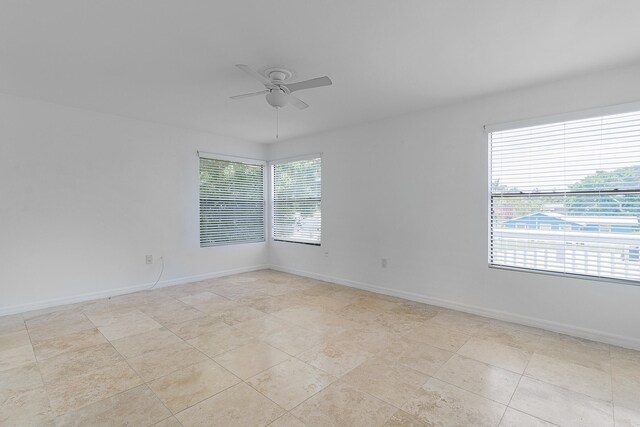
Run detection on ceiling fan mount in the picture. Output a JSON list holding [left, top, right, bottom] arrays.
[[230, 64, 332, 110], [263, 67, 292, 83]]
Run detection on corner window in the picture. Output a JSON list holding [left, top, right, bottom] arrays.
[[272, 157, 321, 245], [489, 109, 640, 283], [199, 155, 265, 247]]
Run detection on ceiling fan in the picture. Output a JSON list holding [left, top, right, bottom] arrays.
[[230, 64, 332, 110]]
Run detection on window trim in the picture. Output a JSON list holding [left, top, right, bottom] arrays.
[[269, 152, 323, 165], [484, 100, 640, 134], [197, 151, 267, 247], [198, 151, 266, 166], [485, 103, 640, 286]]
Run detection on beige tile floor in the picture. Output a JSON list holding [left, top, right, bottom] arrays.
[[1, 269, 639, 426]]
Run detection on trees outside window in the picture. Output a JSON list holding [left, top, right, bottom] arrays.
[[199, 157, 265, 246], [272, 158, 321, 245]]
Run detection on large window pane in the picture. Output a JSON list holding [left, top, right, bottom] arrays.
[[200, 157, 264, 246], [272, 158, 321, 244], [490, 110, 640, 283]]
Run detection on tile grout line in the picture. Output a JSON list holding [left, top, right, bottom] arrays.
[[56, 289, 232, 423], [28, 312, 112, 421], [503, 347, 565, 427], [609, 344, 616, 426], [7, 275, 305, 425], [246, 354, 342, 414], [50, 300, 196, 423], [455, 335, 536, 375], [519, 371, 615, 404], [100, 329, 177, 425], [243, 293, 477, 421], [175, 281, 313, 421], [422, 373, 512, 409], [498, 364, 527, 425], [48, 328, 161, 423], [133, 287, 226, 424], [21, 316, 56, 424], [182, 278, 397, 422], [143, 316, 274, 420]]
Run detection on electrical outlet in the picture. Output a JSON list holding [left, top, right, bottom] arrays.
[[381, 258, 388, 268], [146, 255, 153, 264], [324, 250, 329, 258]]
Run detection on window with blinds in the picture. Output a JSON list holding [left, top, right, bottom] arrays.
[[272, 157, 321, 245], [199, 156, 265, 247], [489, 109, 640, 283]]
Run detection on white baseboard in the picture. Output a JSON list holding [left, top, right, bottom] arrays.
[[0, 264, 269, 317], [4, 261, 639, 351], [270, 264, 640, 351]]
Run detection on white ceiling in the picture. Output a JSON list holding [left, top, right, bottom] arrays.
[[1, 1, 640, 143]]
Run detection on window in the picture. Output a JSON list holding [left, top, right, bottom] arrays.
[[199, 155, 265, 246], [489, 108, 640, 283], [272, 157, 321, 244]]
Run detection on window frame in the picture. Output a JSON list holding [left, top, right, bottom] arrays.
[[486, 103, 640, 286], [198, 152, 267, 247], [270, 153, 322, 246]]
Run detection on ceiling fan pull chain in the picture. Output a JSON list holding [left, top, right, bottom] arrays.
[[276, 107, 279, 139]]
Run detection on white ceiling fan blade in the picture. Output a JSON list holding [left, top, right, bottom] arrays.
[[288, 95, 309, 110], [284, 76, 332, 93], [236, 64, 271, 86], [230, 90, 268, 100]]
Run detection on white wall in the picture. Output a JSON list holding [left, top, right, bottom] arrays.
[[3, 63, 640, 349], [0, 94, 268, 314], [268, 62, 640, 349]]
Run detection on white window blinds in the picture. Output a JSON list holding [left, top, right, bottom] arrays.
[[199, 156, 265, 247], [489, 109, 640, 283], [272, 157, 321, 244]]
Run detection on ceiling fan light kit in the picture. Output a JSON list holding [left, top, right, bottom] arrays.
[[265, 88, 289, 108]]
